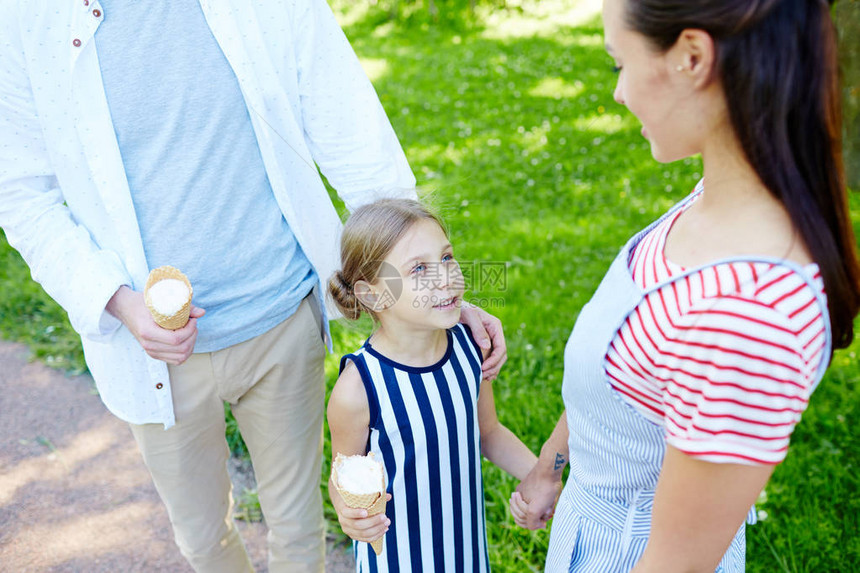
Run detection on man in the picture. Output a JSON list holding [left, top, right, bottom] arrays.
[[0, 1, 505, 571]]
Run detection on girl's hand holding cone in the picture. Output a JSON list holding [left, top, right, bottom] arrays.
[[330, 453, 390, 554], [329, 485, 391, 549]]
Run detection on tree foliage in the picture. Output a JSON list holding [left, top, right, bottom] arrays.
[[836, 0, 859, 188], [344, 0, 525, 27]]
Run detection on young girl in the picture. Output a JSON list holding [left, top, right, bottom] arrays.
[[327, 199, 536, 571], [511, 0, 860, 571]]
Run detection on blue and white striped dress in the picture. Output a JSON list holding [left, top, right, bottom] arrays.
[[340, 324, 491, 572]]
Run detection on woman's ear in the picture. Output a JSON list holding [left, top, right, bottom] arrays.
[[673, 29, 717, 89], [354, 280, 387, 312]]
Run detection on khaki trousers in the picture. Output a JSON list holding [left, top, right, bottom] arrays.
[[130, 295, 326, 573]]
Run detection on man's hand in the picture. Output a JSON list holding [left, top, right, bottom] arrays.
[[106, 286, 205, 365], [459, 302, 507, 380]]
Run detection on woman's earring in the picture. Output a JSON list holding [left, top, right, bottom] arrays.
[[676, 65, 684, 72]]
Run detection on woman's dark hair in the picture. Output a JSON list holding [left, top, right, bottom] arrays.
[[624, 0, 860, 351]]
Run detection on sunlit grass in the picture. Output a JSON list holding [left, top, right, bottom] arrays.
[[478, 0, 602, 40], [357, 57, 389, 82]]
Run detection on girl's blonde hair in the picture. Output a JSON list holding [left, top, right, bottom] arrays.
[[329, 198, 446, 321]]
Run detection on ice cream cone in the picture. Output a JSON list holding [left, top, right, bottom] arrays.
[[332, 453, 387, 556], [144, 266, 193, 330]]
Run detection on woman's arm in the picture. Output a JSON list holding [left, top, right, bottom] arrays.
[[509, 411, 569, 530], [477, 377, 538, 480], [631, 287, 813, 569], [632, 446, 774, 572], [327, 362, 390, 544]]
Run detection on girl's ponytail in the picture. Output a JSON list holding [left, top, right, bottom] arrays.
[[328, 270, 363, 320]]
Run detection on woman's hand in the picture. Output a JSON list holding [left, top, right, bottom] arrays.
[[106, 286, 204, 365], [510, 412, 569, 529], [459, 302, 507, 380], [330, 486, 391, 543], [510, 470, 563, 530]]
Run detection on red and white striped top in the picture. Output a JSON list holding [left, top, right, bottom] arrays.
[[605, 190, 827, 465]]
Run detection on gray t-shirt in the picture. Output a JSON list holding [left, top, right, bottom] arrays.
[[95, 0, 315, 352]]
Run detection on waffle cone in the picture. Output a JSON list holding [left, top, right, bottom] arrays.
[[332, 454, 387, 556], [144, 266, 193, 330]]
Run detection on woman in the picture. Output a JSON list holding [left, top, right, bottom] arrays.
[[510, 0, 860, 571]]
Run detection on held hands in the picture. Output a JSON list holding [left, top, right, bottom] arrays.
[[330, 484, 391, 544], [459, 302, 507, 381], [106, 286, 205, 365], [509, 468, 563, 530]]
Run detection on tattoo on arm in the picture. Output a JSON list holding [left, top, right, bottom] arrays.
[[553, 453, 567, 471]]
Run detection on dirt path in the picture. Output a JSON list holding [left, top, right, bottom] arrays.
[[0, 340, 353, 572]]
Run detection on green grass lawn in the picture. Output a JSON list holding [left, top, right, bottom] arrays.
[[1, 2, 858, 570]]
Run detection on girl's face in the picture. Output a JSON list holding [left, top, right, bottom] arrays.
[[375, 218, 464, 332], [603, 0, 702, 162]]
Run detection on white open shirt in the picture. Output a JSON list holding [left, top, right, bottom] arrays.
[[0, 0, 416, 427]]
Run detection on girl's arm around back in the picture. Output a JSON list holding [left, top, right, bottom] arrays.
[[477, 375, 538, 481], [327, 362, 390, 544]]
